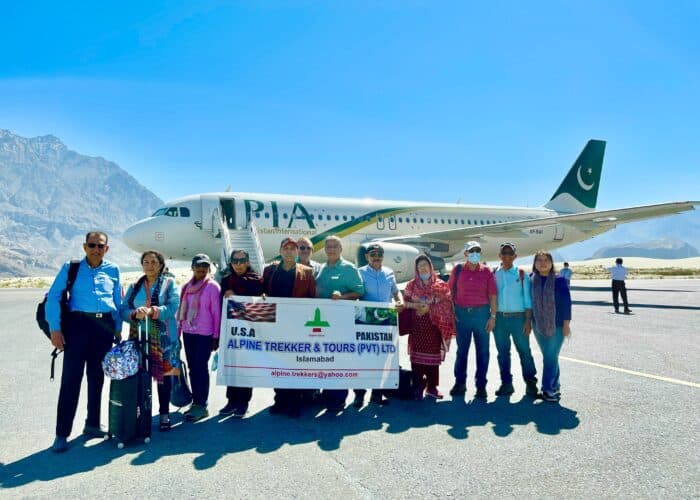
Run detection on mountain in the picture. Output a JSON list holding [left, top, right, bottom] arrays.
[[0, 129, 162, 277], [590, 238, 699, 259]]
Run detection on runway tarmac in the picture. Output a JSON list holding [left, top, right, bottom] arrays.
[[0, 279, 698, 499]]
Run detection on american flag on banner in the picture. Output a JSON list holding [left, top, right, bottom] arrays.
[[227, 300, 277, 322]]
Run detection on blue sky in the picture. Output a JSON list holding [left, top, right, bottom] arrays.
[[1, 1, 698, 210]]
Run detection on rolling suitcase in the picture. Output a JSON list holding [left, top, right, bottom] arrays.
[[108, 318, 152, 448]]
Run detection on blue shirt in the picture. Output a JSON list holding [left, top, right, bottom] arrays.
[[359, 265, 399, 302], [494, 266, 532, 313], [46, 258, 122, 331], [559, 268, 572, 282], [315, 258, 365, 299]]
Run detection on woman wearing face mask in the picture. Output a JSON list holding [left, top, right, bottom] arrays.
[[401, 255, 456, 400], [530, 251, 571, 402]]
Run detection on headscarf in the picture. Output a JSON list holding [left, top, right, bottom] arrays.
[[403, 255, 456, 342], [532, 271, 556, 336]]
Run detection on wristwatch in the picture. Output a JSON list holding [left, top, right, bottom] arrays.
[[490, 313, 497, 319]]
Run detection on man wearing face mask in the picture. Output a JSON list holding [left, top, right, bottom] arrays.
[[447, 241, 497, 399]]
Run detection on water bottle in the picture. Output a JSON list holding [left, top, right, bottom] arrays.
[[211, 352, 219, 372]]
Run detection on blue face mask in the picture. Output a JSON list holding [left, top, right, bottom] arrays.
[[467, 252, 481, 264], [419, 272, 431, 280]]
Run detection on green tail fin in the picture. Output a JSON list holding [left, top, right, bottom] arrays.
[[545, 140, 606, 213]]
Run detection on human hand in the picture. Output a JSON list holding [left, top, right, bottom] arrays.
[[485, 317, 496, 332], [416, 303, 429, 316], [562, 324, 571, 337], [211, 337, 220, 352], [523, 319, 532, 335], [51, 330, 65, 350], [331, 291, 342, 300], [224, 290, 234, 298]]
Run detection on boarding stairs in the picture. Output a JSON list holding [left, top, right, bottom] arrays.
[[217, 215, 266, 275]]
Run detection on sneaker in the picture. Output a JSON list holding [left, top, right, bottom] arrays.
[[159, 415, 171, 432], [82, 424, 108, 438], [624, 309, 632, 314], [425, 388, 444, 400], [51, 436, 68, 453], [449, 383, 466, 396], [542, 390, 559, 402], [219, 401, 237, 416], [232, 405, 248, 418], [352, 394, 365, 408], [475, 387, 488, 399], [495, 383, 515, 396], [525, 380, 539, 397], [186, 404, 209, 421]]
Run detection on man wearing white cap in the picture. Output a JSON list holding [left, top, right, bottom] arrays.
[[447, 241, 497, 399]]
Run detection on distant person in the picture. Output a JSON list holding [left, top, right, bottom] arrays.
[[492, 243, 538, 398], [316, 235, 365, 411], [355, 243, 403, 407], [177, 254, 221, 422], [262, 238, 316, 417], [447, 241, 497, 399], [46, 231, 121, 453], [220, 249, 263, 418], [120, 250, 181, 432], [401, 254, 456, 400], [531, 251, 572, 402], [607, 257, 631, 314], [297, 236, 322, 278], [559, 262, 573, 286]]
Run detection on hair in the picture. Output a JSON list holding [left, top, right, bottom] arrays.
[[532, 250, 556, 276], [324, 235, 342, 248], [563, 262, 569, 266], [298, 236, 313, 246], [616, 257, 623, 264], [85, 231, 109, 243], [140, 250, 166, 274]]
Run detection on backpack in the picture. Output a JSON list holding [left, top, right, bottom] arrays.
[[36, 259, 81, 380]]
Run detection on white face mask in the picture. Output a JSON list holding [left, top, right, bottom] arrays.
[[467, 252, 481, 264]]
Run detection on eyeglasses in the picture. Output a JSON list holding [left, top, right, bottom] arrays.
[[194, 263, 210, 268], [231, 258, 248, 264], [468, 248, 481, 253], [87, 243, 106, 249], [298, 246, 312, 251], [368, 252, 384, 257]]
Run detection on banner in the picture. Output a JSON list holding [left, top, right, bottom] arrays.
[[216, 296, 399, 389]]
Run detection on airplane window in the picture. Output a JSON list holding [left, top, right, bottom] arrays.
[[327, 215, 331, 221], [460, 219, 465, 225], [447, 219, 452, 225], [351, 215, 355, 220], [420, 218, 424, 223], [165, 207, 178, 217], [264, 212, 270, 219], [283, 213, 289, 219], [413, 218, 417, 223], [179, 207, 190, 217], [389, 216, 394, 222], [427, 218, 432, 223], [152, 208, 167, 217], [343, 215, 348, 221], [334, 215, 339, 221], [255, 212, 261, 218], [441, 218, 445, 224]]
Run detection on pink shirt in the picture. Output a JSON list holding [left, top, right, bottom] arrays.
[[448, 263, 497, 308], [177, 280, 222, 338]]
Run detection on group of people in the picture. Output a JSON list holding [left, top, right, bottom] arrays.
[[45, 231, 573, 453]]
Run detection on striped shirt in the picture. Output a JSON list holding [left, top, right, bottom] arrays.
[[448, 263, 497, 308]]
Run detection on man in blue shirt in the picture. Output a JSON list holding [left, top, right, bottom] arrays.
[[492, 242, 538, 397], [355, 243, 403, 407], [46, 231, 121, 452]]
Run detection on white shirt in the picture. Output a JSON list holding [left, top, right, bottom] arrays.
[[608, 264, 628, 281]]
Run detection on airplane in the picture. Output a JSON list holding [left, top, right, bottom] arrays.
[[123, 140, 698, 282]]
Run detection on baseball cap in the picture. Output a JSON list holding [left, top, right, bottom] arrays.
[[280, 237, 298, 248], [464, 241, 481, 252], [365, 243, 384, 253], [192, 253, 212, 266], [500, 242, 516, 252]]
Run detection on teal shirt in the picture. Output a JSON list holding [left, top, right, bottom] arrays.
[[494, 265, 532, 313], [315, 258, 365, 299]]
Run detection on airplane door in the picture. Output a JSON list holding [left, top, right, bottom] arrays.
[[376, 216, 385, 230], [201, 195, 221, 235], [388, 216, 397, 230], [554, 224, 565, 241]]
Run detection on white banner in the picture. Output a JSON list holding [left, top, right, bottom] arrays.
[[216, 296, 399, 389]]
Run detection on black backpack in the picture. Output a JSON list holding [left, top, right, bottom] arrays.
[[36, 260, 81, 380]]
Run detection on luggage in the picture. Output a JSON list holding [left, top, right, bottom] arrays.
[[108, 318, 152, 448]]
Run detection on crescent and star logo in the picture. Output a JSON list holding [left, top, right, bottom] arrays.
[[576, 165, 595, 191]]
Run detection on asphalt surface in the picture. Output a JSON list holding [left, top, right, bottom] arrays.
[[0, 279, 698, 499]]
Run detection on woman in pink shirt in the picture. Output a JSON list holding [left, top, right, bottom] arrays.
[[177, 254, 221, 422]]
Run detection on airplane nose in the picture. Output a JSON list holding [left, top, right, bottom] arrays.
[[122, 221, 145, 252]]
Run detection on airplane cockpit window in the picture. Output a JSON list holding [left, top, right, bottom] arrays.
[[152, 208, 168, 217], [165, 207, 178, 217], [179, 207, 190, 217]]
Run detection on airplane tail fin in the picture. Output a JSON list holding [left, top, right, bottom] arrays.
[[544, 139, 606, 213]]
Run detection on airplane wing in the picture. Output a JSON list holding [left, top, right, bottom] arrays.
[[377, 201, 698, 245]]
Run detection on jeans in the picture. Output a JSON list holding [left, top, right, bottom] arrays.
[[453, 305, 490, 389], [183, 333, 213, 406], [493, 314, 537, 385], [56, 313, 115, 437], [534, 327, 565, 393]]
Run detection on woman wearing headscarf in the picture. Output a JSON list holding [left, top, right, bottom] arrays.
[[530, 250, 572, 402], [177, 253, 221, 421], [400, 254, 456, 400], [120, 250, 181, 431], [219, 249, 263, 418]]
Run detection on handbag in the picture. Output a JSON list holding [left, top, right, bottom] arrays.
[[170, 360, 193, 408], [102, 340, 140, 380]]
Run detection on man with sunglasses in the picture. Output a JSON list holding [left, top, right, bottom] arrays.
[[448, 241, 497, 399], [492, 242, 538, 398], [46, 231, 122, 452], [297, 236, 321, 278], [355, 243, 403, 407]]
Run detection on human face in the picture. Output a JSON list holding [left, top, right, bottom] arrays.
[[192, 263, 210, 281], [366, 249, 384, 270], [416, 260, 431, 277], [324, 240, 342, 263], [141, 253, 161, 279], [280, 243, 298, 265], [83, 234, 108, 266], [499, 247, 516, 268], [534, 253, 553, 276], [230, 252, 249, 276]]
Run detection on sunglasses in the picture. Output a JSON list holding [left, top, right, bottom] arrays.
[[86, 243, 106, 249], [298, 246, 312, 251], [368, 252, 384, 257], [231, 258, 248, 264], [468, 248, 481, 253], [500, 251, 515, 256]]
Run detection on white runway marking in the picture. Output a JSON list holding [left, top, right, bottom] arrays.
[[560, 356, 700, 388]]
